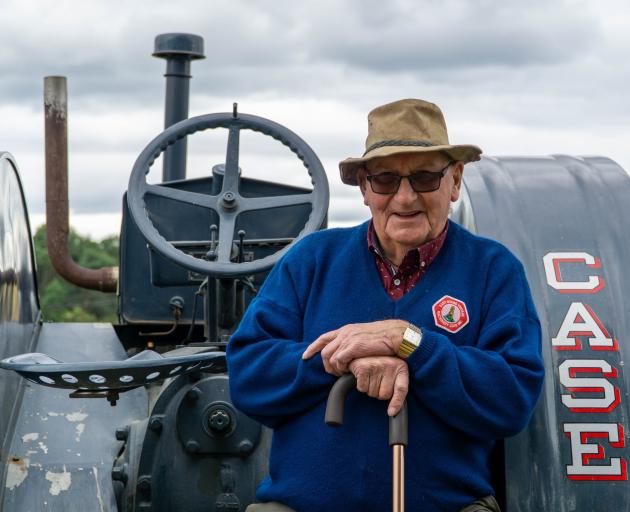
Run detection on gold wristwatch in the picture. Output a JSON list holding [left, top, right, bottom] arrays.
[[397, 323, 423, 359]]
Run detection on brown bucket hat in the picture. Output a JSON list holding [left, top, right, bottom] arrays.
[[339, 99, 482, 186]]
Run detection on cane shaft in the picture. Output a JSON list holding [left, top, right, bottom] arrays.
[[393, 444, 404, 512]]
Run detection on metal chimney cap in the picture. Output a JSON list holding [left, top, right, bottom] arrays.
[[153, 33, 205, 60]]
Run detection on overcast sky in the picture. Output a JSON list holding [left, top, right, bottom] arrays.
[[1, 0, 629, 239]]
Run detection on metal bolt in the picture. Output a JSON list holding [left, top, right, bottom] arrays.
[[115, 427, 129, 441], [137, 476, 151, 493], [185, 439, 200, 453], [185, 387, 202, 402], [239, 439, 254, 453], [111, 465, 128, 484], [221, 192, 237, 210], [208, 409, 231, 433], [169, 295, 184, 312], [149, 416, 163, 433]]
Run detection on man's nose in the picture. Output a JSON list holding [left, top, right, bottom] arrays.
[[394, 176, 418, 202]]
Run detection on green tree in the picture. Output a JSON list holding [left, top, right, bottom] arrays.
[[33, 225, 119, 322]]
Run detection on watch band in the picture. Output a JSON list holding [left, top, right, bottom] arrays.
[[397, 323, 423, 359]]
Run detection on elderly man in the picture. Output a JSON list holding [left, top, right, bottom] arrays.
[[227, 99, 544, 512]]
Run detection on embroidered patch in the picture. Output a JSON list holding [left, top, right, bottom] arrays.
[[432, 295, 469, 333]]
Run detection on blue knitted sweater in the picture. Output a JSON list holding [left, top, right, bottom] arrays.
[[227, 221, 544, 512]]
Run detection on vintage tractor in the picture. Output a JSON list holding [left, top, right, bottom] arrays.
[[1, 33, 629, 512]]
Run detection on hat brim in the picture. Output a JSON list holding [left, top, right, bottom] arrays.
[[339, 144, 482, 186]]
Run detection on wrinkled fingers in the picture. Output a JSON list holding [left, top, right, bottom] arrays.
[[302, 328, 340, 359], [387, 370, 409, 417]]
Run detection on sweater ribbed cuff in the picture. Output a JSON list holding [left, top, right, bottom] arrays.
[[405, 328, 438, 372]]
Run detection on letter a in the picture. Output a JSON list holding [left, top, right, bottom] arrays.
[[552, 303, 616, 350]]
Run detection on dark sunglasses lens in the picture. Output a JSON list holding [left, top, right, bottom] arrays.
[[368, 170, 444, 194], [370, 174, 400, 193], [409, 172, 441, 192]]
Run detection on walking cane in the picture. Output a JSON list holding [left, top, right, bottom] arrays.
[[325, 374, 408, 512]]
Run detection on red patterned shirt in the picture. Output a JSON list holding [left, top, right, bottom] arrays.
[[368, 221, 449, 301]]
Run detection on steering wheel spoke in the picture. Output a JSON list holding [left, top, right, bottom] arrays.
[[216, 213, 238, 263], [145, 183, 219, 211], [222, 124, 241, 194], [240, 192, 314, 213]]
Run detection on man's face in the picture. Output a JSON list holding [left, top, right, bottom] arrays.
[[359, 152, 463, 259]]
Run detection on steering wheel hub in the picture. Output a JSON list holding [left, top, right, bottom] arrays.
[[220, 191, 237, 210]]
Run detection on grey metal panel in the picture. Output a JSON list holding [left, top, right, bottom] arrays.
[[119, 175, 316, 324], [0, 153, 40, 507], [464, 155, 630, 512], [2, 323, 147, 511]]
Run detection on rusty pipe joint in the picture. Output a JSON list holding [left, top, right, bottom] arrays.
[[44, 76, 118, 292]]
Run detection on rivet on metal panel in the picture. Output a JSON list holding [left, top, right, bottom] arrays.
[[137, 475, 152, 494], [185, 439, 201, 453], [238, 439, 253, 453], [111, 464, 128, 484], [115, 426, 130, 441], [185, 387, 202, 402], [149, 416, 163, 433]]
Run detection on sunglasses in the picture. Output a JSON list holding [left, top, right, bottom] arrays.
[[365, 161, 455, 194]]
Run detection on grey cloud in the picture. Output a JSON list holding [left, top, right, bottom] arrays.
[[0, 0, 606, 107], [1, 0, 307, 105], [5, 0, 630, 224], [297, 0, 601, 71]]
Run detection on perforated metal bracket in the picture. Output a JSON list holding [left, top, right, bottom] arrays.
[[0, 349, 226, 404]]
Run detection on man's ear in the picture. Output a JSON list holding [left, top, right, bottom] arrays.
[[450, 161, 464, 202]]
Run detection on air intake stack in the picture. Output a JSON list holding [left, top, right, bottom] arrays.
[[153, 33, 205, 182]]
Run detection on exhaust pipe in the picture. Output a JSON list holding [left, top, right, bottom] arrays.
[[44, 76, 118, 292], [153, 33, 205, 182]]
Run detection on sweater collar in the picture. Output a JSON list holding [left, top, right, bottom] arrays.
[[367, 220, 449, 274]]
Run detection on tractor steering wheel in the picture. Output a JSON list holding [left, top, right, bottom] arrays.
[[127, 111, 329, 277]]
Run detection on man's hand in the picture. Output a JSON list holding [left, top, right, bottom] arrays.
[[349, 356, 409, 416], [302, 320, 408, 375]]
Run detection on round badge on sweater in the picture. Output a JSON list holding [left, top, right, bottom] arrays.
[[432, 295, 469, 333]]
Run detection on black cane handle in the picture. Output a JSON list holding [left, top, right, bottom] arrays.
[[325, 374, 408, 447], [325, 374, 357, 426], [389, 402, 408, 447]]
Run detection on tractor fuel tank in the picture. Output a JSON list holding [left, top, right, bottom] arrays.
[[0, 153, 39, 508], [463, 155, 630, 512]]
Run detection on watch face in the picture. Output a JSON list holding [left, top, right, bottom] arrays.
[[404, 327, 421, 346]]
